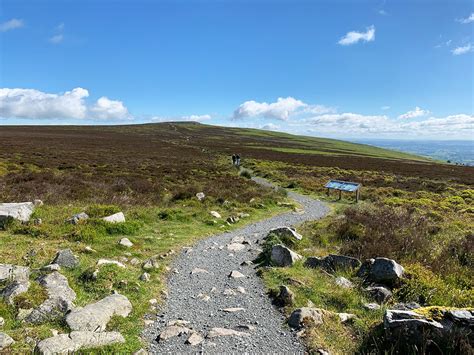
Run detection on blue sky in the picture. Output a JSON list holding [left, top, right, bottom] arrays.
[[1, 0, 473, 139]]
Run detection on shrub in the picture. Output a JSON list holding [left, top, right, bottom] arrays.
[[86, 204, 121, 218], [239, 169, 252, 179]]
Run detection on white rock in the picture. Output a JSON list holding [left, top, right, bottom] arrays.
[[102, 212, 125, 223], [0, 332, 14, 350], [236, 286, 246, 294], [270, 244, 302, 267], [228, 270, 245, 278], [140, 273, 150, 282], [119, 237, 133, 248], [210, 211, 221, 219], [222, 307, 245, 313], [97, 259, 126, 268], [66, 294, 132, 332], [159, 325, 191, 341], [191, 268, 209, 275], [0, 317, 4, 327], [207, 328, 250, 338], [186, 332, 204, 346], [35, 331, 124, 354], [196, 192, 205, 201], [227, 243, 246, 252], [0, 202, 35, 222]]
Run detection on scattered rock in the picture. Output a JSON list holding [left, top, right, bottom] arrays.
[[227, 243, 246, 252], [288, 308, 325, 329], [226, 216, 239, 224], [237, 324, 255, 331], [228, 270, 245, 278], [270, 244, 302, 267], [186, 332, 204, 346], [196, 192, 205, 201], [274, 285, 295, 307], [207, 328, 250, 338], [52, 249, 79, 269], [236, 286, 246, 294], [102, 212, 125, 223], [142, 257, 159, 270], [33, 218, 42, 225], [140, 272, 151, 282], [357, 257, 404, 287], [222, 307, 245, 313], [0, 332, 14, 350], [66, 294, 132, 332], [26, 271, 76, 324], [0, 264, 30, 283], [240, 260, 253, 266], [41, 264, 61, 272], [168, 319, 190, 327], [16, 308, 33, 321], [237, 212, 250, 218], [36, 331, 125, 354], [34, 199, 44, 207], [119, 237, 133, 247], [0, 317, 4, 327], [1, 280, 30, 305], [366, 286, 392, 304], [97, 259, 126, 268], [84, 246, 96, 253], [335, 276, 354, 289], [210, 211, 221, 219], [67, 212, 89, 225], [223, 288, 237, 296], [338, 313, 356, 323], [304, 254, 361, 273], [159, 325, 191, 341], [191, 268, 209, 275], [268, 226, 303, 241], [0, 202, 35, 223], [134, 349, 149, 355], [392, 302, 421, 311], [363, 303, 381, 311]]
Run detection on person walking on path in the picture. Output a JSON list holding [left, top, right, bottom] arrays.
[[231, 154, 236, 166]]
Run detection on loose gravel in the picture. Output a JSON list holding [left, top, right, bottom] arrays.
[[144, 177, 329, 354]]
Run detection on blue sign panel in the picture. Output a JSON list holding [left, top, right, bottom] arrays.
[[325, 180, 360, 192]]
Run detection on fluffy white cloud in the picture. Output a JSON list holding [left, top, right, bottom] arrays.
[[307, 113, 393, 133], [261, 123, 280, 131], [457, 13, 474, 24], [233, 97, 306, 120], [338, 25, 375, 46], [89, 97, 130, 120], [398, 107, 430, 119], [0, 87, 131, 120], [401, 114, 474, 134], [0, 18, 24, 32], [233, 97, 333, 120], [452, 44, 473, 55]]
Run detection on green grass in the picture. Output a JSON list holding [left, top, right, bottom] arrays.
[[0, 198, 290, 353]]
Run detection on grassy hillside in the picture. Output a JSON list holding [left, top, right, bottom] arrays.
[[0, 122, 472, 353]]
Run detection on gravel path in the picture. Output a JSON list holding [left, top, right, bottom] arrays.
[[145, 177, 329, 354]]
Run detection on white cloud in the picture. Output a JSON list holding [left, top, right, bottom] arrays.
[[0, 87, 131, 120], [49, 34, 64, 44], [338, 25, 375, 46], [261, 123, 280, 131], [452, 44, 473, 55], [0, 18, 24, 32], [401, 114, 474, 135], [181, 114, 212, 122], [398, 107, 430, 119], [233, 97, 306, 120], [457, 13, 474, 24], [89, 97, 130, 120], [378, 10, 388, 16], [381, 106, 391, 110], [307, 113, 392, 133]]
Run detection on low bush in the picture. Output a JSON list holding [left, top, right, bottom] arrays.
[[86, 204, 121, 218], [239, 169, 252, 179]]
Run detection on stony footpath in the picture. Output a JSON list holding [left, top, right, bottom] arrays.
[[144, 177, 330, 353]]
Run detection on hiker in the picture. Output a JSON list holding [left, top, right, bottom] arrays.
[[236, 154, 241, 166], [231, 154, 236, 166]]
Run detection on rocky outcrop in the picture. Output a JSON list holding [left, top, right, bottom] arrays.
[[66, 294, 132, 332], [52, 249, 79, 269], [36, 331, 125, 354], [268, 227, 303, 241], [271, 244, 302, 267], [26, 271, 76, 324], [384, 308, 474, 351], [357, 257, 404, 286], [304, 254, 361, 273], [103, 212, 125, 223], [0, 202, 35, 223]]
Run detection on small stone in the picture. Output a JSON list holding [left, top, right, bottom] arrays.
[[222, 307, 245, 313], [186, 332, 204, 346], [237, 324, 255, 331], [134, 349, 149, 355], [207, 328, 250, 338], [140, 273, 150, 282], [227, 243, 246, 252], [34, 199, 44, 207], [36, 331, 125, 354], [196, 192, 205, 201], [236, 286, 246, 294], [229, 270, 245, 278], [102, 212, 125, 223], [363, 303, 381, 310], [84, 246, 96, 253], [159, 325, 191, 341], [366, 286, 392, 304], [335, 276, 354, 289], [149, 298, 158, 305], [67, 212, 89, 225], [223, 288, 237, 296], [130, 258, 140, 266], [338, 313, 356, 323], [240, 260, 254, 266], [210, 211, 221, 219], [288, 308, 325, 329], [0, 318, 3, 327], [41, 264, 61, 272], [268, 226, 303, 241], [167, 320, 190, 326], [52, 249, 79, 268], [97, 259, 126, 268], [16, 308, 33, 321], [191, 268, 209, 275], [0, 332, 15, 350], [119, 238, 133, 248]]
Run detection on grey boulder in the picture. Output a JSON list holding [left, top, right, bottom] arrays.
[[304, 254, 361, 273], [67, 212, 89, 225], [268, 226, 303, 241], [288, 307, 325, 329], [366, 286, 392, 304], [66, 294, 132, 332], [52, 249, 79, 268], [357, 257, 404, 286], [102, 212, 125, 223], [36, 331, 124, 354], [270, 244, 302, 267], [0, 264, 31, 304], [0, 202, 35, 222], [0, 332, 15, 350]]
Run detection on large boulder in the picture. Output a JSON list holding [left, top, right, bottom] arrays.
[[357, 258, 404, 286], [36, 331, 124, 354], [0, 202, 35, 223], [52, 249, 79, 269], [304, 254, 361, 273], [66, 294, 132, 332], [26, 272, 76, 324], [268, 227, 303, 241], [271, 244, 302, 267]]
